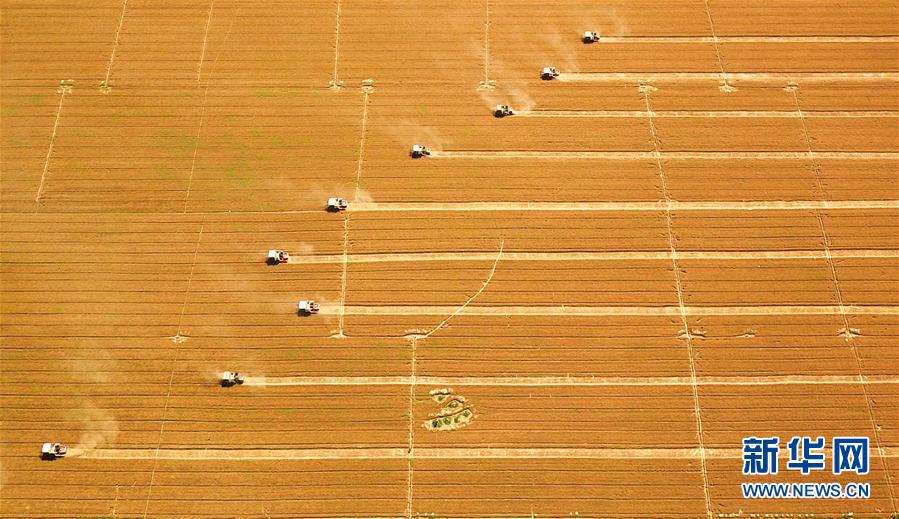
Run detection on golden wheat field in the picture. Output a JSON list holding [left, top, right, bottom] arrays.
[[1, 1, 898, 517]]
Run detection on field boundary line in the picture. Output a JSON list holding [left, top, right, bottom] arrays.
[[792, 85, 897, 513], [642, 83, 712, 518], [197, 0, 215, 82], [419, 238, 504, 339], [404, 337, 416, 519], [143, 221, 204, 516], [336, 217, 349, 338], [478, 0, 493, 90], [183, 7, 237, 213], [329, 0, 342, 89], [101, 0, 129, 92], [702, 0, 733, 92], [33, 86, 68, 209], [337, 87, 374, 338], [182, 89, 208, 213]]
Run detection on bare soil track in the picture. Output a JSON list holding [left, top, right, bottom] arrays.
[[2, 0, 898, 517]]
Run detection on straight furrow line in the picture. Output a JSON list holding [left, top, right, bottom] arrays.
[[792, 86, 898, 514], [641, 84, 712, 518], [285, 249, 899, 265]]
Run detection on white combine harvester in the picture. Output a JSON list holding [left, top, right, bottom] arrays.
[[583, 31, 600, 43], [298, 300, 320, 315], [41, 442, 67, 460], [326, 197, 348, 212], [267, 249, 289, 265], [220, 371, 245, 387], [493, 105, 514, 118], [541, 67, 560, 80], [409, 144, 431, 158]]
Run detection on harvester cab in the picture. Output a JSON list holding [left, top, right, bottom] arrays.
[[41, 442, 67, 460], [221, 371, 245, 387], [298, 300, 320, 315], [327, 198, 348, 212], [494, 105, 514, 118], [410, 144, 431, 158], [267, 249, 289, 265]]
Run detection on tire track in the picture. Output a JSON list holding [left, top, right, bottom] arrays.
[[280, 249, 899, 265], [520, 110, 898, 118], [350, 200, 899, 212], [241, 374, 899, 388], [328, 305, 899, 316], [594, 36, 899, 43], [557, 72, 899, 83], [76, 446, 899, 461], [429, 151, 898, 160]]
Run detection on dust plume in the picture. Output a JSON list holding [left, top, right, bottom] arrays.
[[69, 350, 120, 451], [76, 406, 119, 451]]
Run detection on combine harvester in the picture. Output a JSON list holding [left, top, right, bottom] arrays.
[[541, 67, 560, 80], [40, 442, 67, 460], [494, 105, 514, 118], [298, 300, 320, 315], [583, 31, 600, 43], [267, 249, 289, 265], [326, 197, 348, 212], [410, 144, 431, 158], [220, 371, 245, 387]]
